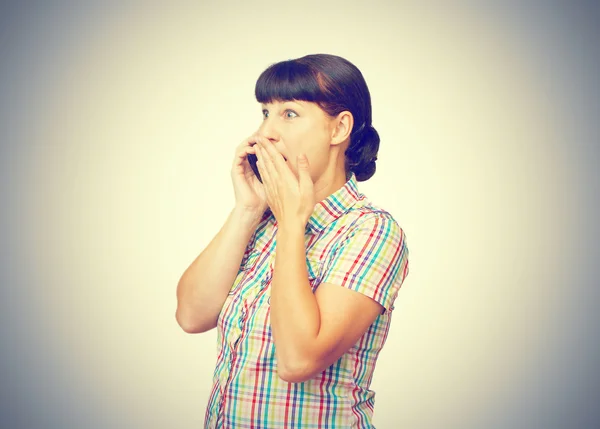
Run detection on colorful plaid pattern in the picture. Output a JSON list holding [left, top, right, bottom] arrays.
[[205, 172, 409, 428]]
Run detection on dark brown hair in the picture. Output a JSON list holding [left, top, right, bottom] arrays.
[[255, 54, 379, 181]]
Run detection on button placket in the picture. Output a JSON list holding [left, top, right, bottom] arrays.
[[242, 260, 273, 314]]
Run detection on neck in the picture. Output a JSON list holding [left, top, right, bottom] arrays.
[[313, 165, 348, 204]]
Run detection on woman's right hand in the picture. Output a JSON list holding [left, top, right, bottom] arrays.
[[231, 134, 268, 217]]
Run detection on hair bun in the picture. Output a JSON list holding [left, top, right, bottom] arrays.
[[355, 159, 377, 181], [362, 125, 377, 141], [346, 124, 380, 182]]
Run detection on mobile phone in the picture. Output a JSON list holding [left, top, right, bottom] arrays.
[[247, 153, 262, 183]]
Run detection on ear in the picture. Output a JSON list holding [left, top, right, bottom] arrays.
[[330, 111, 353, 146]]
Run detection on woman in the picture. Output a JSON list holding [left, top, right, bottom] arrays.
[[176, 53, 409, 428]]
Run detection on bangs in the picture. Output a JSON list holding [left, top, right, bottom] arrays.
[[255, 60, 327, 104]]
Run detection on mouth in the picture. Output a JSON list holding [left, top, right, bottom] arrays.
[[251, 142, 288, 162]]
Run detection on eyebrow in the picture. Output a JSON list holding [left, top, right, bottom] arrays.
[[284, 100, 303, 108]]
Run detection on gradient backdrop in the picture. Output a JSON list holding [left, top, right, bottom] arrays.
[[1, 1, 599, 428]]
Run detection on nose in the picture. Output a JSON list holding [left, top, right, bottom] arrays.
[[257, 117, 280, 143]]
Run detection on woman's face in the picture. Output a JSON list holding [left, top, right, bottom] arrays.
[[257, 100, 336, 181]]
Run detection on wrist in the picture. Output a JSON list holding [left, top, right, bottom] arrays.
[[231, 206, 265, 229], [276, 219, 306, 237]]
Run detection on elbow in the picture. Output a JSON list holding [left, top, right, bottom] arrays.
[[175, 308, 215, 334], [277, 358, 319, 383]]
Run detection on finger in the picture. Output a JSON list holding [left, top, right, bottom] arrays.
[[255, 146, 273, 189], [255, 142, 272, 178], [297, 153, 313, 189], [256, 137, 298, 185], [256, 139, 277, 180], [233, 138, 259, 167], [234, 137, 253, 158], [235, 134, 258, 151], [235, 144, 255, 162], [257, 136, 287, 169]]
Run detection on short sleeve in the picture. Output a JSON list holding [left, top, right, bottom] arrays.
[[320, 214, 409, 312]]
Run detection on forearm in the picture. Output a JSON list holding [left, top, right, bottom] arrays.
[[176, 207, 262, 333], [270, 224, 321, 377]]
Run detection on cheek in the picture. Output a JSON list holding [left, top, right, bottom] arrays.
[[302, 147, 329, 178], [283, 127, 329, 169]]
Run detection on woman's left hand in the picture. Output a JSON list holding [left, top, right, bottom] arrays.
[[254, 136, 316, 231]]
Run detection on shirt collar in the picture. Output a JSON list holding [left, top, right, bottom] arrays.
[[305, 172, 361, 234]]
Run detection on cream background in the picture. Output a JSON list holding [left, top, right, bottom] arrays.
[[1, 1, 598, 428]]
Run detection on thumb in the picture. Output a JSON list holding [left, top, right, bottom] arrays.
[[297, 154, 313, 189]]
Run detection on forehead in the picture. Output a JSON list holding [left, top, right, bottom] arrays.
[[262, 99, 303, 107], [261, 100, 323, 114]]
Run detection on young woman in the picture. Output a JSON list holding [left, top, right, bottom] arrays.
[[176, 53, 410, 428]]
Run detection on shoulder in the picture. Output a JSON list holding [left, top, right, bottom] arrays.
[[341, 198, 406, 245], [318, 199, 409, 311]]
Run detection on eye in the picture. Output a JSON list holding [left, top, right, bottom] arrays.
[[284, 109, 298, 119], [262, 109, 269, 120]]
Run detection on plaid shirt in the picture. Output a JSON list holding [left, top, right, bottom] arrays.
[[205, 172, 409, 428]]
